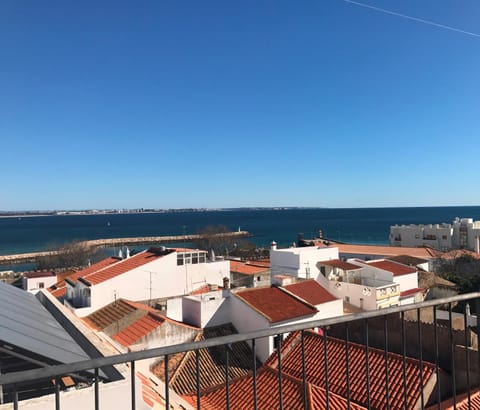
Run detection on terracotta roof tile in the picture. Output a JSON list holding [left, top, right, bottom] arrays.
[[83, 250, 170, 286], [152, 324, 254, 396], [235, 287, 317, 323], [184, 366, 367, 410], [82, 299, 138, 331], [335, 243, 438, 259], [366, 260, 417, 276], [400, 287, 424, 297], [427, 388, 480, 409], [23, 271, 56, 279], [112, 313, 165, 347], [268, 331, 436, 409], [230, 260, 270, 275], [48, 257, 120, 298], [283, 279, 337, 305]]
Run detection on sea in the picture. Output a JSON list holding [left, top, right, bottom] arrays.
[[1, 206, 480, 271]]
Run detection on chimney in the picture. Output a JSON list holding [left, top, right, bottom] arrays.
[[223, 277, 230, 289], [475, 236, 480, 254], [271, 241, 277, 251], [125, 247, 130, 259], [118, 249, 123, 259]]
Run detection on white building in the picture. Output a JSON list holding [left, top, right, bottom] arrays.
[[23, 271, 57, 292], [230, 282, 343, 362], [390, 217, 480, 251], [270, 244, 339, 280], [55, 247, 229, 317], [317, 259, 401, 310], [352, 259, 423, 306]]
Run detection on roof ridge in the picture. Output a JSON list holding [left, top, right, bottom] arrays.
[[169, 334, 203, 385], [276, 285, 319, 311]]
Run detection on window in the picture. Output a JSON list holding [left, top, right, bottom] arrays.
[[38, 282, 44, 289], [199, 254, 206, 263], [257, 276, 261, 281], [192, 254, 199, 264], [177, 255, 184, 266], [320, 266, 326, 276], [442, 235, 447, 240], [344, 296, 350, 303]]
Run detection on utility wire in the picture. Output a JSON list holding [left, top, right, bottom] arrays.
[[344, 0, 480, 38]]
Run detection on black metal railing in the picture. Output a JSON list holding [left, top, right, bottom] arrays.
[[1, 292, 480, 409]]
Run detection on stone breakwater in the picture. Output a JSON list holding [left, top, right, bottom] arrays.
[[0, 231, 251, 265]]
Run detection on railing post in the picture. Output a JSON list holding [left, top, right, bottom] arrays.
[[195, 349, 201, 410], [164, 355, 170, 410], [252, 339, 257, 410], [449, 303, 456, 408], [277, 334, 283, 410], [55, 377, 60, 410], [384, 314, 390, 410], [464, 304, 471, 409], [433, 305, 441, 409], [94, 367, 99, 410], [301, 330, 307, 410], [13, 389, 18, 410], [323, 327, 330, 410], [417, 308, 424, 410], [345, 323, 351, 410], [130, 361, 135, 410], [225, 344, 230, 409], [365, 319, 371, 410], [401, 311, 408, 409]]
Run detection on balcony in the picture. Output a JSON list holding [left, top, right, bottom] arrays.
[[1, 292, 479, 409]]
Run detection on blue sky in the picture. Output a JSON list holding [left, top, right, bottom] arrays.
[[1, 0, 479, 210]]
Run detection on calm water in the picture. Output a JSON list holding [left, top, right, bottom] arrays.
[[1, 206, 480, 257]]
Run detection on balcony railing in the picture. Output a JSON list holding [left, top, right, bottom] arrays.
[[1, 292, 480, 409]]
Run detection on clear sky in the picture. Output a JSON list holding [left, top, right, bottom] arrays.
[[1, 0, 479, 211]]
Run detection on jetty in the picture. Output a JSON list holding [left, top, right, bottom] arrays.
[[0, 231, 251, 265]]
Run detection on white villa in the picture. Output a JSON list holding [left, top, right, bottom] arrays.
[[390, 217, 480, 251], [49, 247, 229, 317]]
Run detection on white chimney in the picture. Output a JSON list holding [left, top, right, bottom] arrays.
[[475, 236, 480, 254], [118, 249, 123, 259], [125, 247, 130, 258], [271, 241, 277, 251]]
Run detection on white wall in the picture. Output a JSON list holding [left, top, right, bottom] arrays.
[[270, 247, 339, 279], [73, 253, 229, 316], [24, 275, 57, 292], [229, 295, 272, 362], [129, 321, 198, 352], [393, 272, 418, 293], [182, 291, 231, 328]]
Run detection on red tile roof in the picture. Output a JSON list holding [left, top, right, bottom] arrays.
[[366, 260, 417, 276], [112, 313, 165, 347], [84, 250, 169, 286], [230, 260, 270, 275], [427, 389, 480, 409], [334, 243, 439, 259], [48, 257, 120, 298], [152, 325, 254, 396], [283, 279, 337, 305], [400, 287, 424, 297], [235, 287, 317, 323], [319, 259, 362, 270], [268, 331, 436, 409], [136, 372, 165, 408], [184, 366, 367, 410], [23, 271, 56, 279]]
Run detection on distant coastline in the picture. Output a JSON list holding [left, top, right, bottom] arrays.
[[0, 207, 320, 218]]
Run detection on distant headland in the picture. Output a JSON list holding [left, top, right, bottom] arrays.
[[0, 206, 320, 218]]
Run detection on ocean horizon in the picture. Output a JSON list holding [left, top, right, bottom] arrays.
[[2, 206, 480, 259]]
